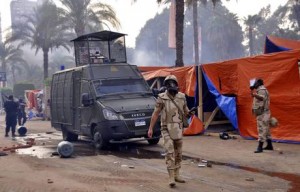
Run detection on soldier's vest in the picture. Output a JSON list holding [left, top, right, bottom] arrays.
[[252, 86, 270, 116], [158, 92, 185, 140]]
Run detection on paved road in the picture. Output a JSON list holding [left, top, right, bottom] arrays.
[[0, 115, 299, 192]]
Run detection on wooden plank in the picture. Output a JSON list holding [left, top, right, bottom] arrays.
[[150, 78, 159, 89], [209, 120, 230, 125], [204, 106, 219, 129]]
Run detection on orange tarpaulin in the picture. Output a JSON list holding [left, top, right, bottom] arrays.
[[184, 115, 204, 135], [202, 50, 300, 142], [267, 35, 300, 50], [141, 66, 197, 97]]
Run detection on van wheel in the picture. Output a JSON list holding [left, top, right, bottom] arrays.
[[147, 137, 160, 145], [93, 127, 108, 150], [62, 127, 78, 142]]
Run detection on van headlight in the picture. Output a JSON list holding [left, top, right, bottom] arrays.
[[103, 108, 119, 120]]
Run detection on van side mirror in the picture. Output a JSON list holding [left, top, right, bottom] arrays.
[[81, 93, 93, 107]]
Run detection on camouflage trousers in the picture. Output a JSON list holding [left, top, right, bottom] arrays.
[[256, 111, 271, 142], [161, 129, 183, 170]]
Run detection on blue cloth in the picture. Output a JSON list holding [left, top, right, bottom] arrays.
[[264, 36, 291, 54], [202, 71, 238, 129]]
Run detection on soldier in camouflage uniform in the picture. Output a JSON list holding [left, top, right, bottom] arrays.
[[251, 78, 273, 153], [148, 75, 191, 187]]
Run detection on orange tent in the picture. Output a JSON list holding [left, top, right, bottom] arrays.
[[266, 35, 300, 50], [202, 49, 300, 143], [141, 66, 197, 97]]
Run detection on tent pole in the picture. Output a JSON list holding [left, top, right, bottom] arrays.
[[198, 65, 203, 121]]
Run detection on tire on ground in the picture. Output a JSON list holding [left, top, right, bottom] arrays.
[[93, 127, 108, 150], [147, 137, 160, 145]]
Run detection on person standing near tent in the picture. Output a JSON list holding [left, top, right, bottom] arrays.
[[148, 75, 192, 188], [251, 78, 274, 153], [4, 95, 19, 137], [17, 98, 27, 126]]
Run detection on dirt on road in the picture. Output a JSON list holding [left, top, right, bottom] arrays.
[[0, 115, 299, 192]]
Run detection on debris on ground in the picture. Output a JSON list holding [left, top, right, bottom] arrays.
[[47, 179, 54, 184], [245, 178, 254, 181], [0, 138, 35, 153], [0, 151, 8, 156]]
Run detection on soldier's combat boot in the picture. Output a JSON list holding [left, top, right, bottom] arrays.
[[254, 141, 264, 153], [174, 168, 186, 183], [168, 169, 176, 187], [263, 139, 274, 150]]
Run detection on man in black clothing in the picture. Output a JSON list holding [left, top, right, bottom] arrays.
[[17, 98, 27, 126], [4, 95, 19, 137]]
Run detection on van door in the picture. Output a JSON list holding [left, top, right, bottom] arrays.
[[73, 70, 81, 132]]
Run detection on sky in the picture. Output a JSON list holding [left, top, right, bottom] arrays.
[[0, 0, 288, 47]]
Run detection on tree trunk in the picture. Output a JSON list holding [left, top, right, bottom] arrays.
[[11, 65, 16, 86], [43, 48, 49, 80], [2, 64, 7, 87], [193, 0, 199, 65], [249, 27, 253, 56], [175, 0, 184, 67], [75, 21, 85, 37]]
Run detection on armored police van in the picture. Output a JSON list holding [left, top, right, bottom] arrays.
[[50, 31, 161, 149]]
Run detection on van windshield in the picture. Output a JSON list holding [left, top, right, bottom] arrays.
[[93, 78, 150, 96]]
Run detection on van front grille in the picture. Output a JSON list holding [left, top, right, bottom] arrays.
[[122, 111, 153, 119]]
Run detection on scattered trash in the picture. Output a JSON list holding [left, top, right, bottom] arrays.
[[198, 164, 206, 167], [219, 132, 237, 140], [201, 160, 208, 163], [45, 132, 54, 134], [245, 178, 254, 181], [57, 141, 74, 158], [206, 161, 212, 168], [219, 132, 230, 140], [128, 165, 135, 169], [0, 151, 8, 156], [121, 164, 128, 168], [113, 161, 120, 164], [51, 152, 59, 157], [47, 179, 54, 184]]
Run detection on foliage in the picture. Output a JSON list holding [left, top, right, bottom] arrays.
[[0, 88, 13, 97], [135, 9, 175, 66], [49, 51, 75, 76], [135, 3, 244, 65], [44, 77, 52, 87], [243, 14, 262, 56], [59, 0, 120, 36], [249, 1, 300, 55], [0, 36, 27, 86], [11, 0, 72, 80], [13, 83, 35, 99]]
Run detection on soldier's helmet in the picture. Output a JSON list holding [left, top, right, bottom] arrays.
[[163, 75, 178, 86]]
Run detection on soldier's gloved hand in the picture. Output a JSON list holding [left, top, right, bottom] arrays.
[[188, 107, 197, 115]]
